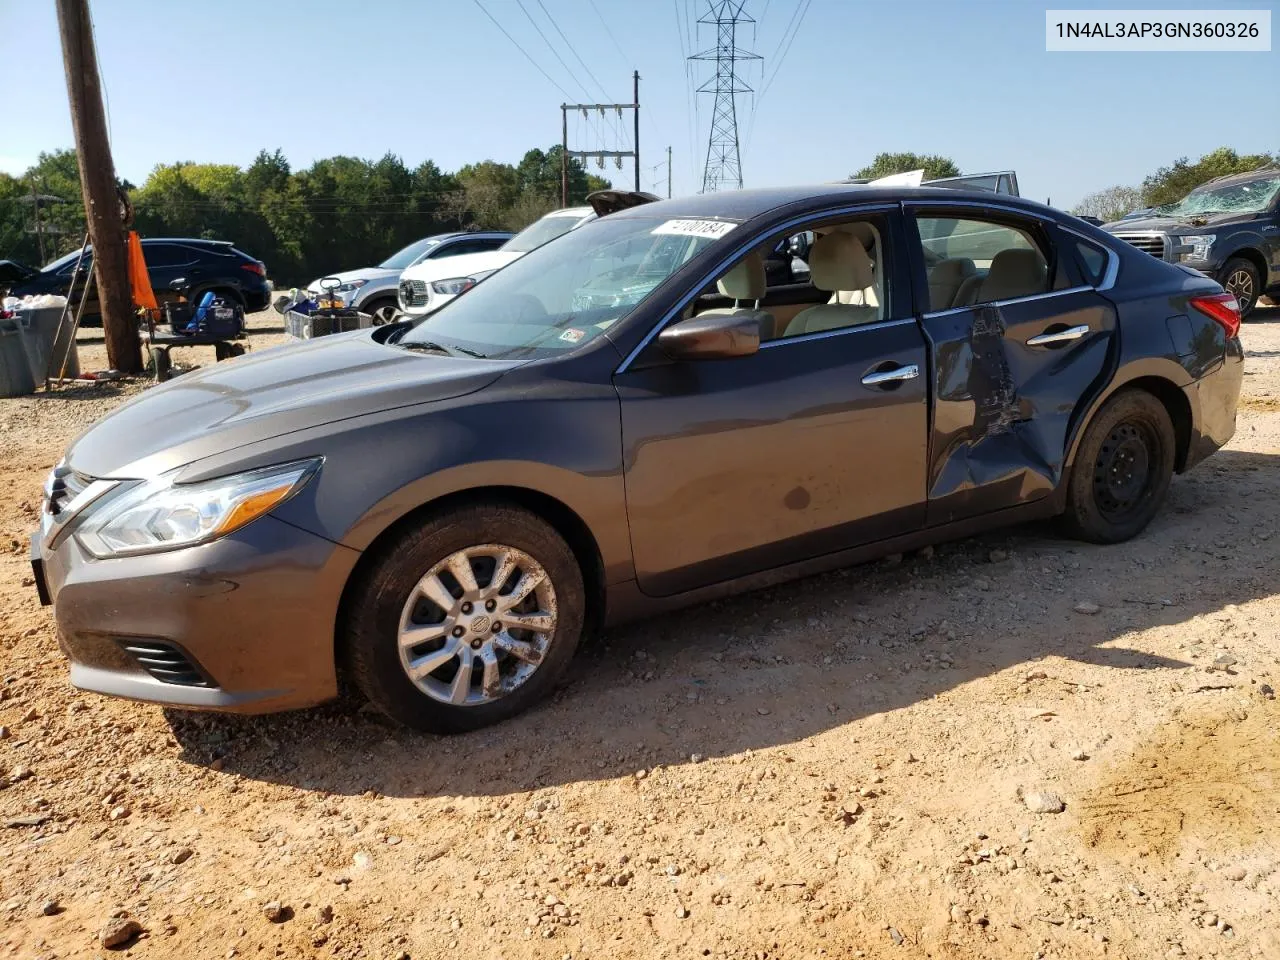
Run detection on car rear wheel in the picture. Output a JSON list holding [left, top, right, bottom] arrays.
[[363, 297, 400, 326], [344, 502, 585, 733], [1061, 389, 1175, 544], [1220, 258, 1260, 318]]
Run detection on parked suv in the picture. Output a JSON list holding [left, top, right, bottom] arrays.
[[4, 238, 270, 322], [306, 231, 512, 325], [1104, 167, 1280, 317]]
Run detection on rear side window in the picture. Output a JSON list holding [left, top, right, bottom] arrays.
[[917, 216, 1051, 311], [141, 244, 198, 267], [1073, 240, 1109, 286]]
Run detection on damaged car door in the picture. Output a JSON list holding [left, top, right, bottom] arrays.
[[909, 207, 1116, 525]]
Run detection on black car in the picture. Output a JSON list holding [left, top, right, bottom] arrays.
[[3, 238, 270, 321], [32, 184, 1243, 733], [1104, 166, 1280, 317]]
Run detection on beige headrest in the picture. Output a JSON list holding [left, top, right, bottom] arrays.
[[716, 252, 766, 300], [981, 248, 1047, 302], [929, 257, 976, 286], [808, 232, 874, 293]]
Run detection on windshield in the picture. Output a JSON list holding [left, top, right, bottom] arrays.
[[379, 237, 442, 270], [1158, 174, 1280, 217], [43, 248, 88, 272], [401, 216, 734, 359], [501, 213, 586, 253]]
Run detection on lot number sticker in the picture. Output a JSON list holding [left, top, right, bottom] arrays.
[[651, 219, 737, 240]]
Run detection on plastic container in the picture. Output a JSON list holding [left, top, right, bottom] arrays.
[[0, 318, 36, 397], [16, 305, 80, 386]]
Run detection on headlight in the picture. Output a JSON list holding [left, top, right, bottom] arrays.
[[431, 277, 477, 296], [1177, 235, 1215, 261], [74, 460, 320, 558]]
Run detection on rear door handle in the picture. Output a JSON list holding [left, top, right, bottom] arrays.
[[1027, 324, 1089, 346], [861, 363, 919, 387]]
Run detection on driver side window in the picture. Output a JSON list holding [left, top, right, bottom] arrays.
[[694, 218, 889, 341]]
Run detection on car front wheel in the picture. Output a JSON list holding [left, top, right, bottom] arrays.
[[1220, 257, 1260, 318], [1061, 389, 1176, 544], [362, 298, 400, 326], [344, 503, 585, 733]]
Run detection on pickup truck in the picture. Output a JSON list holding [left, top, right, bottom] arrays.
[[1104, 166, 1280, 317]]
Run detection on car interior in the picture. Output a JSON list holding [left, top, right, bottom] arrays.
[[691, 220, 887, 341]]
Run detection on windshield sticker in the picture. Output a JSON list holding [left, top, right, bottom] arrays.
[[651, 219, 737, 240], [559, 327, 586, 344]]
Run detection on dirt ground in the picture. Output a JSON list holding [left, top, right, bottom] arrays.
[[2, 305, 1279, 960]]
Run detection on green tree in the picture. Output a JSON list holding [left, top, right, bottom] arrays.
[[1072, 185, 1144, 223], [852, 152, 960, 181], [1141, 147, 1277, 207]]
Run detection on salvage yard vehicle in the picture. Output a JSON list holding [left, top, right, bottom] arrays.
[[307, 231, 513, 326], [1104, 166, 1280, 318], [31, 184, 1243, 733]]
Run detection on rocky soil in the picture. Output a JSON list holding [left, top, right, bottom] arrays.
[[2, 306, 1279, 960]]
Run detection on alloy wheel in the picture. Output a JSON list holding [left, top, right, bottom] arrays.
[[370, 304, 400, 326], [397, 544, 557, 706], [1225, 269, 1254, 313]]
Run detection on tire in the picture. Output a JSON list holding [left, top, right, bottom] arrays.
[[362, 297, 400, 326], [1061, 389, 1176, 544], [344, 502, 585, 733], [227, 343, 246, 357], [1220, 257, 1261, 318]]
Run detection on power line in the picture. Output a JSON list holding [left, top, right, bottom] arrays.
[[536, 0, 611, 101], [472, 0, 573, 101], [587, 0, 631, 64], [516, 0, 593, 101], [745, 0, 811, 154]]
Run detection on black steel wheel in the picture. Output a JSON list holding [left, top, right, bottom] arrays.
[[1062, 389, 1175, 544]]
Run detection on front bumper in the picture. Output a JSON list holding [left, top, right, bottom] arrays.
[[32, 515, 360, 714]]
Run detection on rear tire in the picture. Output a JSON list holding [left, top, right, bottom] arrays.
[[344, 502, 585, 733], [1061, 389, 1175, 544], [1220, 257, 1260, 318]]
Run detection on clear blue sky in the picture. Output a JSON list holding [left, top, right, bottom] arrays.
[[2, 0, 1275, 209]]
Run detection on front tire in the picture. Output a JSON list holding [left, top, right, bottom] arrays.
[[362, 298, 400, 326], [344, 502, 585, 733], [1220, 257, 1260, 318], [1061, 389, 1176, 544]]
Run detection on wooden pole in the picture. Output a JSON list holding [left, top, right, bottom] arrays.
[[55, 0, 140, 373], [561, 104, 568, 208], [632, 71, 640, 192]]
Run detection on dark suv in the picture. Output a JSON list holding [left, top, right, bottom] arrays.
[[2, 238, 270, 321], [1104, 166, 1280, 317]]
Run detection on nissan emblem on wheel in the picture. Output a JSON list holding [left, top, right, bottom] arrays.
[[31, 183, 1243, 733]]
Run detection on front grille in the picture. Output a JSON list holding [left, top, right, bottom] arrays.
[[1113, 232, 1168, 260], [44, 465, 93, 517], [400, 279, 430, 308], [119, 640, 213, 687]]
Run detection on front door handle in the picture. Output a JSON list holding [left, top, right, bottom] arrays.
[[861, 363, 919, 387], [1027, 324, 1089, 346]]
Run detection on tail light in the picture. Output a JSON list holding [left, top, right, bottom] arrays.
[[1189, 293, 1240, 338], [240, 262, 266, 277]]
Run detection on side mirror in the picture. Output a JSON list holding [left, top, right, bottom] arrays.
[[658, 312, 761, 361]]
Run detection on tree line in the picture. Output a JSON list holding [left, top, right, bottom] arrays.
[[0, 146, 610, 286]]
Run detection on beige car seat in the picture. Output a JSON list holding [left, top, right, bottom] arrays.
[[784, 232, 880, 336]]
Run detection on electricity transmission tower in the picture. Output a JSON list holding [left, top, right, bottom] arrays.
[[689, 1, 759, 192]]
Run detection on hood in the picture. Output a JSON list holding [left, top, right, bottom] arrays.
[[306, 266, 400, 291], [399, 249, 523, 282], [67, 331, 517, 479], [0, 259, 38, 284], [1104, 211, 1261, 234]]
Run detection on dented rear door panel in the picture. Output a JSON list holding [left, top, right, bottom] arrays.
[[921, 289, 1117, 525]]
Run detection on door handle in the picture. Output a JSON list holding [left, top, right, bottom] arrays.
[[861, 363, 919, 387], [1027, 324, 1089, 346]]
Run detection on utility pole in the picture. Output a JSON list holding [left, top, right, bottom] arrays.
[[690, 1, 760, 192], [560, 73, 641, 203], [30, 180, 46, 263], [55, 0, 139, 373], [667, 146, 673, 198]]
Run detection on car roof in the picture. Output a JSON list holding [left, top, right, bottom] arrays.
[[430, 230, 513, 240], [543, 206, 594, 219], [606, 184, 1062, 224], [140, 237, 234, 246], [1197, 165, 1280, 188]]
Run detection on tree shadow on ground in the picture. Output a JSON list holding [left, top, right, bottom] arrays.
[[167, 447, 1279, 798]]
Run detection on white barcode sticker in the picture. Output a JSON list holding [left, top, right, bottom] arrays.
[[651, 219, 738, 240]]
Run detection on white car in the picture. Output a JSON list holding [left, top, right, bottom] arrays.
[[397, 206, 595, 318], [306, 231, 511, 324]]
